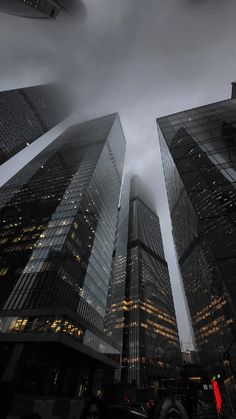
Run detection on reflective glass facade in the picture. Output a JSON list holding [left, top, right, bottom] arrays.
[[0, 0, 60, 18], [0, 84, 68, 165], [0, 113, 126, 393], [106, 176, 181, 388], [0, 0, 77, 18], [157, 98, 236, 372]]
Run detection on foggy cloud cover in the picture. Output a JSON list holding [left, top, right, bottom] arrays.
[[1, 0, 236, 348]]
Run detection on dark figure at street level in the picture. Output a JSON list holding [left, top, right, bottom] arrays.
[[79, 396, 108, 419], [149, 398, 189, 419]]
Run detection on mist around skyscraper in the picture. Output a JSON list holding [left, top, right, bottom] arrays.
[[1, 83, 236, 419], [0, 94, 184, 416], [105, 175, 181, 389]]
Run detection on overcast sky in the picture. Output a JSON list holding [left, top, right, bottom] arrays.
[[1, 0, 236, 349]]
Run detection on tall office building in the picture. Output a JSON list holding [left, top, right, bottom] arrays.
[[157, 89, 236, 375], [0, 0, 59, 19], [0, 113, 126, 398], [0, 0, 77, 19], [106, 176, 181, 389], [0, 84, 69, 165], [231, 81, 236, 99]]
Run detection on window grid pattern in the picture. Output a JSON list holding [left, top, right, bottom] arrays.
[[0, 84, 67, 164], [0, 113, 125, 362], [158, 99, 236, 369], [105, 177, 181, 388]]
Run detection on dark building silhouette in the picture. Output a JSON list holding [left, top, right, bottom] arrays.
[[0, 0, 59, 19], [157, 92, 236, 379], [0, 113, 126, 399], [0, 84, 69, 165], [231, 81, 236, 99], [105, 176, 181, 389], [0, 0, 78, 19]]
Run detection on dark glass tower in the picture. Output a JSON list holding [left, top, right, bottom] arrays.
[[0, 113, 126, 398], [106, 176, 181, 389], [0, 84, 68, 165], [0, 0, 78, 19], [0, 0, 59, 18], [157, 94, 236, 376]]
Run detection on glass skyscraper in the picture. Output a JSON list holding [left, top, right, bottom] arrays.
[[106, 176, 181, 389], [0, 113, 126, 397], [157, 92, 236, 378], [0, 0, 77, 19], [0, 84, 68, 165]]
